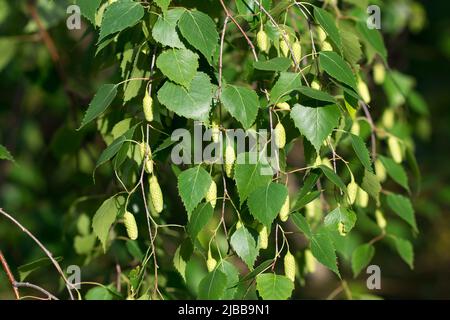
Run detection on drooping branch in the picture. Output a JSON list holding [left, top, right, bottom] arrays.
[[0, 208, 75, 299], [0, 250, 20, 299]]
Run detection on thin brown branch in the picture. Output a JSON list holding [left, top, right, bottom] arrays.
[[360, 101, 377, 161], [14, 282, 59, 300], [0, 208, 74, 299], [219, 0, 258, 61], [0, 250, 20, 299]]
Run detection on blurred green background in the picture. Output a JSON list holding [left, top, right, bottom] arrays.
[[1, 0, 449, 299]]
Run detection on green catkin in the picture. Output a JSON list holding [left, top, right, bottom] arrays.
[[375, 158, 387, 182], [224, 142, 235, 178], [347, 180, 358, 205], [356, 187, 369, 208], [276, 102, 291, 111], [304, 249, 316, 273], [292, 40, 302, 65], [123, 211, 138, 240], [375, 209, 387, 229], [206, 250, 217, 272], [274, 122, 286, 149], [279, 195, 290, 222], [258, 225, 268, 250], [149, 175, 163, 213], [388, 137, 403, 163], [373, 62, 386, 85], [257, 29, 270, 53], [205, 180, 217, 209], [358, 78, 371, 104], [284, 251, 296, 282], [143, 90, 153, 122]]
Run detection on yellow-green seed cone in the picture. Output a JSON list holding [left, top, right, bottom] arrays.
[[144, 158, 153, 174], [382, 109, 395, 129], [224, 143, 235, 178], [284, 251, 296, 282], [280, 36, 290, 57], [211, 121, 220, 143], [149, 175, 163, 213], [321, 41, 333, 51], [311, 80, 321, 90], [388, 137, 403, 163], [358, 78, 371, 104], [356, 187, 369, 208], [274, 122, 286, 149], [375, 159, 387, 182], [347, 180, 358, 205], [373, 62, 386, 85], [276, 102, 291, 111], [124, 211, 138, 240], [279, 195, 290, 222], [257, 29, 270, 53], [304, 249, 316, 273], [258, 225, 269, 250], [206, 250, 217, 272], [375, 209, 387, 229], [317, 26, 327, 43], [143, 91, 153, 122], [292, 40, 302, 65], [205, 180, 217, 209]]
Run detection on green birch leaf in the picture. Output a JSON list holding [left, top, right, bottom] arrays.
[[178, 10, 219, 62], [221, 85, 260, 129], [324, 206, 357, 235], [0, 144, 13, 162], [92, 195, 125, 252], [198, 268, 227, 300], [234, 152, 273, 204], [178, 166, 212, 214], [187, 202, 214, 240], [386, 194, 418, 232], [378, 155, 409, 191], [269, 72, 302, 104], [152, 8, 185, 48], [351, 244, 375, 277], [154, 0, 171, 12], [158, 72, 213, 121], [256, 273, 294, 300], [314, 6, 343, 51], [156, 48, 199, 88], [298, 86, 336, 103], [247, 183, 288, 229], [230, 226, 258, 270], [319, 165, 347, 194], [291, 104, 340, 152], [99, 0, 144, 41], [392, 236, 414, 269], [350, 133, 373, 172], [218, 260, 240, 299], [319, 51, 358, 92], [356, 21, 387, 63], [290, 212, 312, 239], [77, 0, 102, 25], [78, 84, 118, 130], [361, 169, 381, 204], [311, 228, 340, 277]]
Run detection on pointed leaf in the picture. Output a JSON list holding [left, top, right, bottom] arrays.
[[291, 104, 340, 152], [152, 8, 185, 48], [324, 206, 357, 235], [379, 155, 409, 191], [386, 194, 418, 232], [256, 273, 294, 300], [247, 183, 288, 229], [230, 226, 258, 270], [198, 268, 227, 300], [351, 244, 375, 277], [187, 202, 214, 240], [290, 212, 312, 239], [319, 51, 358, 92], [314, 6, 342, 51], [269, 72, 302, 104], [392, 236, 414, 269], [158, 72, 213, 121], [0, 145, 13, 162], [253, 57, 291, 71], [221, 85, 260, 129], [350, 133, 373, 172], [99, 0, 144, 41], [178, 10, 219, 62], [78, 84, 118, 130], [311, 228, 340, 277], [156, 48, 198, 88], [178, 166, 212, 214]]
